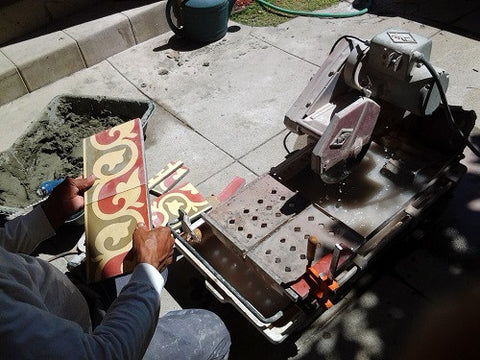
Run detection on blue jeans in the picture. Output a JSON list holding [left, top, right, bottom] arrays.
[[144, 309, 231, 360], [69, 269, 231, 360]]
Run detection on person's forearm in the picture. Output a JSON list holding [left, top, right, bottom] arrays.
[[1, 266, 164, 360], [0, 205, 55, 253], [88, 270, 164, 359]]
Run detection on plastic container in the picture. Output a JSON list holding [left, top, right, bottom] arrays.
[[46, 95, 154, 132], [166, 0, 234, 43], [0, 95, 155, 222]]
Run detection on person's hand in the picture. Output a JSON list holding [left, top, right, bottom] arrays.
[[41, 175, 95, 229], [132, 223, 174, 272]]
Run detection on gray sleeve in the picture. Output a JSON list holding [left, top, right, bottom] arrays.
[[0, 205, 56, 254], [0, 264, 165, 360]]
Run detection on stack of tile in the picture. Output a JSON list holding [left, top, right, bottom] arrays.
[[83, 118, 149, 283]]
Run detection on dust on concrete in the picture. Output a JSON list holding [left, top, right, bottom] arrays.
[[0, 102, 124, 208]]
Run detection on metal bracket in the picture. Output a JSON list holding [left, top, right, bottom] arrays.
[[179, 209, 202, 244]]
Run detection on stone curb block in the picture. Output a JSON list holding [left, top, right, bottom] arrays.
[[0, 51, 28, 106], [0, 1, 171, 106], [64, 13, 136, 67], [122, 1, 169, 44], [1, 31, 86, 93]]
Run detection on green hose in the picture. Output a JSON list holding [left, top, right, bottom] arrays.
[[254, 0, 371, 18]]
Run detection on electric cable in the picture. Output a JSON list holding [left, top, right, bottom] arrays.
[[414, 52, 480, 157], [351, 47, 371, 97], [47, 251, 79, 263], [255, 0, 371, 18], [283, 130, 292, 154], [329, 35, 368, 54]]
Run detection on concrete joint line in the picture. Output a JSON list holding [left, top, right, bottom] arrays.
[[250, 32, 320, 68], [14, 67, 29, 93], [0, 48, 30, 93], [0, 48, 32, 93], [120, 12, 139, 45], [237, 159, 260, 177], [197, 160, 239, 187], [61, 31, 87, 68], [105, 58, 234, 161], [239, 128, 287, 159]]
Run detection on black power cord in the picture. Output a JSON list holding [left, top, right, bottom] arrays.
[[414, 52, 480, 157], [283, 130, 292, 154], [329, 35, 368, 54]]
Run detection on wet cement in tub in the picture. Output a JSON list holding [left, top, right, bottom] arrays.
[[0, 102, 124, 208]]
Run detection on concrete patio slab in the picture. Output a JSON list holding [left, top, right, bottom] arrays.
[[250, 16, 439, 67], [0, 51, 27, 106], [64, 13, 136, 67], [108, 28, 318, 159], [452, 8, 480, 37], [294, 274, 428, 360], [430, 30, 480, 115], [393, 246, 469, 300], [1, 31, 85, 91], [240, 131, 309, 176], [196, 160, 257, 197], [143, 104, 235, 192]]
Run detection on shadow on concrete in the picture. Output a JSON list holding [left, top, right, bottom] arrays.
[[153, 25, 241, 52], [427, 132, 480, 267], [153, 35, 207, 52], [368, 0, 480, 40], [1, 0, 160, 46]]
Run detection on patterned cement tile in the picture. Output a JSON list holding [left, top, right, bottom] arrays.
[[150, 165, 189, 196], [83, 118, 150, 282], [150, 182, 211, 229], [83, 118, 146, 205], [148, 160, 183, 189], [85, 184, 150, 282]]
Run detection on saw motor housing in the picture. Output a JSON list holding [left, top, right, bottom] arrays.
[[284, 29, 449, 182]]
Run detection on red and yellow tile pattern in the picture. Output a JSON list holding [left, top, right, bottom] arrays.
[[151, 182, 211, 229], [83, 118, 150, 282]]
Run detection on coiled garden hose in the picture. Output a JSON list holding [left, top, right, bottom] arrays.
[[254, 0, 371, 18]]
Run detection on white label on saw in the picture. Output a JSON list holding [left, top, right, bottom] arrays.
[[387, 31, 416, 44]]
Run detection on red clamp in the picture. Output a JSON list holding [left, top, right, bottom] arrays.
[[290, 244, 353, 308]]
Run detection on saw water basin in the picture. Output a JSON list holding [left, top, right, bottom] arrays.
[[181, 125, 467, 335]]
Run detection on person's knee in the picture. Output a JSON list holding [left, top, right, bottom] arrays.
[[186, 309, 231, 359], [154, 308, 231, 360], [204, 310, 231, 358]]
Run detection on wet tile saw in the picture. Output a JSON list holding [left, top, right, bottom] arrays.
[[170, 29, 477, 343]]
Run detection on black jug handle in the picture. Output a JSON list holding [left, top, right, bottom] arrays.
[[166, 0, 184, 36]]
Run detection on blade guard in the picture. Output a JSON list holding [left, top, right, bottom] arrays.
[[311, 97, 380, 182]]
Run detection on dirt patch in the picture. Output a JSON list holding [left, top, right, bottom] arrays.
[[233, 0, 254, 11], [231, 0, 339, 27], [0, 102, 125, 208]]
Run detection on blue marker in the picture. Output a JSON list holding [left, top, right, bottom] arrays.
[[37, 178, 64, 197]]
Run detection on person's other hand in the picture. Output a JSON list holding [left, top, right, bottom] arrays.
[[41, 175, 95, 229], [132, 223, 174, 272]]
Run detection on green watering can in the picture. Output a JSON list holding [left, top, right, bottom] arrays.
[[166, 0, 235, 43]]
